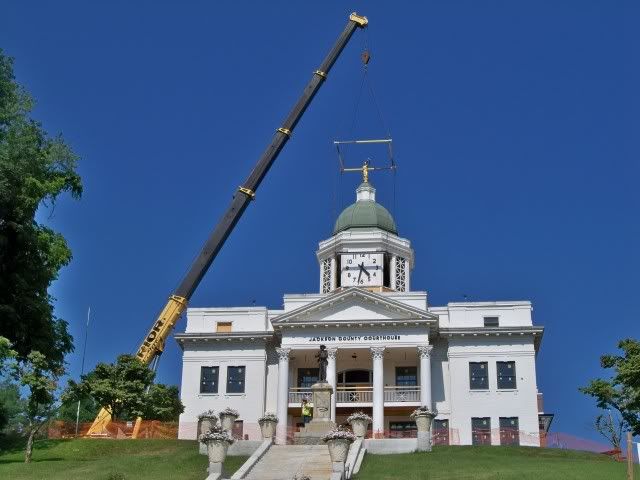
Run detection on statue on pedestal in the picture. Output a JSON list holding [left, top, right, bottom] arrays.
[[316, 344, 328, 382]]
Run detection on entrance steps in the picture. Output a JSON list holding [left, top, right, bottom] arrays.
[[244, 444, 332, 480]]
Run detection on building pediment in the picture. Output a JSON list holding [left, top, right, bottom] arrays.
[[271, 287, 437, 328]]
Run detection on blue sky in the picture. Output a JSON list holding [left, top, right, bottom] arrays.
[[2, 1, 638, 442]]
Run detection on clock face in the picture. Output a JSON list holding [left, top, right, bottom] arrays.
[[340, 252, 383, 287]]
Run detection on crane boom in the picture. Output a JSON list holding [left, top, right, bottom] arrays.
[[88, 12, 368, 436]]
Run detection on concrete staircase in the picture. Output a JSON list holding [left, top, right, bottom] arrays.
[[244, 445, 332, 480]]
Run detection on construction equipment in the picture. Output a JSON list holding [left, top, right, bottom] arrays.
[[87, 12, 369, 437]]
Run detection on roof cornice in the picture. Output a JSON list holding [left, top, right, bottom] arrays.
[[272, 286, 438, 328], [174, 331, 274, 350], [439, 326, 544, 351]]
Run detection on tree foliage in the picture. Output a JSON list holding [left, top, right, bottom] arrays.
[[65, 354, 184, 422], [142, 384, 184, 422], [55, 393, 98, 424], [0, 49, 82, 371], [580, 338, 640, 435], [10, 350, 62, 462], [0, 379, 26, 432], [66, 355, 154, 421]]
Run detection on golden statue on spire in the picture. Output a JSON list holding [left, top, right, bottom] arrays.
[[343, 159, 380, 183]]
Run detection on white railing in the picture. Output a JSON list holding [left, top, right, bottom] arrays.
[[288, 387, 313, 404], [384, 386, 420, 403], [336, 387, 373, 404], [288, 386, 420, 404]]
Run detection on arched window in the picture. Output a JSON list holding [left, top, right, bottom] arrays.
[[337, 369, 372, 386]]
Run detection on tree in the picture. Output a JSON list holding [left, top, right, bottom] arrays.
[[66, 354, 155, 421], [580, 338, 640, 436], [0, 379, 26, 433], [65, 355, 184, 423], [594, 411, 624, 452], [142, 384, 184, 422], [0, 49, 82, 371], [11, 351, 62, 462], [55, 393, 98, 424]]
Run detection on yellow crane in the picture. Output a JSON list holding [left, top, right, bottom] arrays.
[[87, 12, 369, 438]]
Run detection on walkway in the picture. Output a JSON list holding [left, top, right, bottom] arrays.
[[245, 444, 332, 480]]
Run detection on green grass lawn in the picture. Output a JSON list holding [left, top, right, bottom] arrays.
[[354, 445, 640, 480], [0, 438, 247, 480], [1, 439, 638, 480]]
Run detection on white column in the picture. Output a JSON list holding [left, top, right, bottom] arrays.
[[390, 255, 397, 290], [330, 257, 337, 291], [326, 347, 337, 422], [418, 345, 433, 410], [276, 347, 291, 444], [370, 347, 385, 437]]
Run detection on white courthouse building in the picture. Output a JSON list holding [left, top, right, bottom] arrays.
[[177, 180, 549, 446]]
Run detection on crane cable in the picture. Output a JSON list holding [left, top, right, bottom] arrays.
[[340, 28, 397, 220]]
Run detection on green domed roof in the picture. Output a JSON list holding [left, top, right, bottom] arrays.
[[333, 182, 397, 235]]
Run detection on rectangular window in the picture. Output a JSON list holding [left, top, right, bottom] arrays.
[[472, 417, 491, 445], [389, 421, 417, 438], [469, 362, 489, 390], [216, 322, 232, 333], [200, 366, 219, 394], [297, 368, 319, 388], [433, 419, 450, 445], [484, 316, 499, 327], [226, 366, 246, 394], [499, 417, 519, 446], [395, 367, 417, 387], [497, 361, 517, 389]]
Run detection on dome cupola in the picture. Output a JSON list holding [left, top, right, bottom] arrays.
[[333, 181, 397, 235]]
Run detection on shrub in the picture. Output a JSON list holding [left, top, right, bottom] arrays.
[[197, 409, 218, 420], [347, 411, 372, 423], [220, 407, 239, 417], [199, 425, 234, 444], [258, 412, 278, 424], [322, 426, 355, 442]]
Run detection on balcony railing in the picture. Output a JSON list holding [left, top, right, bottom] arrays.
[[336, 387, 373, 404], [288, 385, 420, 405], [384, 386, 420, 403]]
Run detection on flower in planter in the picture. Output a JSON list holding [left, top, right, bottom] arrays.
[[198, 409, 219, 420], [410, 406, 435, 419], [258, 412, 279, 424], [346, 411, 372, 423], [219, 407, 239, 417], [199, 425, 234, 444], [322, 426, 356, 443]]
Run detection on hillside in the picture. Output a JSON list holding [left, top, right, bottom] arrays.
[[0, 439, 636, 480], [354, 445, 638, 480]]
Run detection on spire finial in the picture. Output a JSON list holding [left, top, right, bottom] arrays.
[[362, 160, 370, 183]]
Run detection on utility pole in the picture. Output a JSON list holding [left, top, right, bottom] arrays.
[[628, 431, 634, 480], [75, 307, 91, 436]]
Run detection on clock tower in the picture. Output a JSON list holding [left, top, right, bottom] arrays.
[[316, 176, 414, 294]]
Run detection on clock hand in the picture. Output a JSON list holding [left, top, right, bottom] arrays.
[[357, 265, 363, 283], [359, 262, 371, 279]]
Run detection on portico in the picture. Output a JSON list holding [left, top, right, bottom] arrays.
[[271, 287, 438, 442]]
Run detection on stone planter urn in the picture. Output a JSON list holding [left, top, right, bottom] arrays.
[[198, 416, 218, 437], [414, 413, 435, 432], [219, 410, 239, 436], [326, 438, 352, 463], [347, 412, 371, 438], [206, 438, 231, 464], [197, 410, 219, 439], [411, 408, 436, 452], [259, 419, 278, 439], [200, 426, 234, 478]]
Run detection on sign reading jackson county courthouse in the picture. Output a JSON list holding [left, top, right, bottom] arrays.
[[175, 180, 550, 446]]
